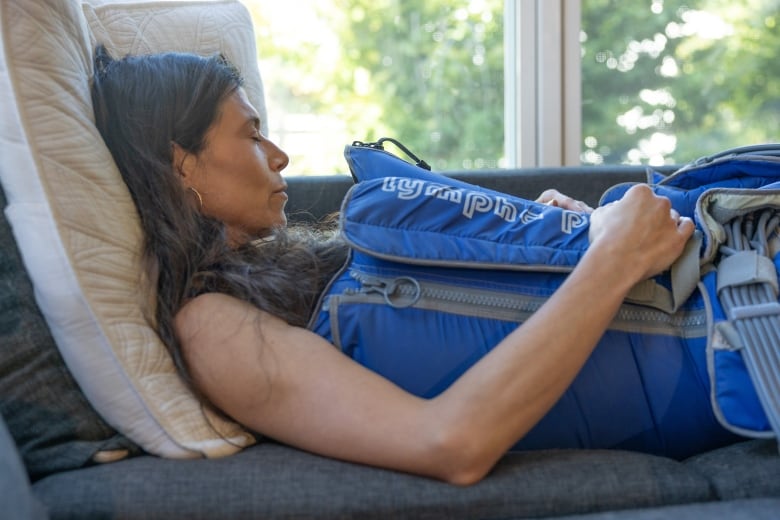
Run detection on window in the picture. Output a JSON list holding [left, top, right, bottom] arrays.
[[581, 0, 779, 166], [246, 0, 504, 174], [245, 0, 778, 174]]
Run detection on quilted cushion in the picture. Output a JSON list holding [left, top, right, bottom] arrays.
[[0, 0, 262, 459], [83, 0, 267, 135]]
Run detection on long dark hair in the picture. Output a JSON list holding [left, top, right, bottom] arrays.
[[90, 45, 346, 390]]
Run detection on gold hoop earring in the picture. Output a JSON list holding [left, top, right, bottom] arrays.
[[188, 186, 203, 209]]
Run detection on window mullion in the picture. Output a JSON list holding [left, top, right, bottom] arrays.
[[562, 0, 581, 166], [506, 0, 581, 167]]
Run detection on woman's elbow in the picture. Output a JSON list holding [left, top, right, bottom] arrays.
[[442, 464, 491, 487], [426, 424, 498, 486]]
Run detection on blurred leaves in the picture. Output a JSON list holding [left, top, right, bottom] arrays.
[[582, 0, 780, 164], [247, 0, 778, 172]]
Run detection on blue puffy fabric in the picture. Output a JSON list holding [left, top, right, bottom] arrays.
[[601, 154, 780, 216], [700, 271, 771, 434], [342, 176, 590, 271], [310, 141, 780, 459]]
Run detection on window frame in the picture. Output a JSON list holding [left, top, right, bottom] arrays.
[[504, 0, 581, 167]]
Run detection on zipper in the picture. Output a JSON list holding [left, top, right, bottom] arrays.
[[341, 271, 708, 337]]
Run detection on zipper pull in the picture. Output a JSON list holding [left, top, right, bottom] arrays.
[[355, 273, 422, 308]]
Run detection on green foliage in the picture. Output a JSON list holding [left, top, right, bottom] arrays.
[[582, 0, 780, 165], [248, 0, 778, 172], [332, 0, 504, 170]]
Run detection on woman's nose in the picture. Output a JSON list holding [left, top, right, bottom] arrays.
[[266, 140, 289, 172]]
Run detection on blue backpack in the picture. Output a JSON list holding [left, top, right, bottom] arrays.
[[308, 140, 780, 459]]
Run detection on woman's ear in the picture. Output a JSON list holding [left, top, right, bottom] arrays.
[[171, 141, 197, 184]]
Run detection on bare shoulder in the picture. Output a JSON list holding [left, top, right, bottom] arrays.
[[170, 292, 300, 422], [176, 292, 253, 326], [174, 292, 268, 346], [172, 292, 331, 383]]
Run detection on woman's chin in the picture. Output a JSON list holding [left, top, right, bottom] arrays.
[[258, 214, 288, 235], [273, 212, 288, 229]]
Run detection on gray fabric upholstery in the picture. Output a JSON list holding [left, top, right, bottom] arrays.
[[33, 442, 713, 519], [0, 186, 140, 481], [0, 414, 48, 520], [554, 498, 780, 520], [685, 439, 780, 499]]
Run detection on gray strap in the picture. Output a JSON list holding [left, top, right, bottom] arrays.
[[729, 302, 780, 320], [721, 283, 780, 447], [716, 209, 780, 449], [625, 232, 701, 313], [717, 250, 779, 295], [735, 311, 780, 450]]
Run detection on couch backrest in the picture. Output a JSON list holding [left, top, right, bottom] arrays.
[[284, 167, 651, 223], [0, 178, 143, 480]]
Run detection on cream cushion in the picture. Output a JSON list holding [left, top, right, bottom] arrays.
[[84, 0, 268, 135], [0, 0, 263, 458]]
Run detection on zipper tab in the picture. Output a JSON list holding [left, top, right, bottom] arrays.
[[352, 272, 422, 308]]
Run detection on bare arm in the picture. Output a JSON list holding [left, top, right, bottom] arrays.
[[175, 184, 694, 485]]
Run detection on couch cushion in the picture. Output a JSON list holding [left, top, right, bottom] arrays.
[[83, 0, 267, 135], [33, 444, 714, 519], [0, 413, 48, 520], [685, 439, 780, 499], [554, 498, 780, 520], [0, 0, 260, 460], [0, 185, 140, 480]]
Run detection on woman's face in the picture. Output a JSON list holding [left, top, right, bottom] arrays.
[[181, 88, 289, 242]]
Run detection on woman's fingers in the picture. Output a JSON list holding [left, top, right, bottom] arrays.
[[589, 184, 695, 280], [677, 215, 695, 233], [535, 189, 594, 213]]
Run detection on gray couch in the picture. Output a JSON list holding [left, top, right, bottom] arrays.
[[3, 167, 780, 519]]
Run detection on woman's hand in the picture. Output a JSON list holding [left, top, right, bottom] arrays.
[[588, 184, 694, 281], [535, 189, 594, 213]]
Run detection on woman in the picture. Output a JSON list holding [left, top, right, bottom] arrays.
[[91, 46, 700, 485]]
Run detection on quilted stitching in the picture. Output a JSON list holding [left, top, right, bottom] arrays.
[[0, 0, 262, 458]]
